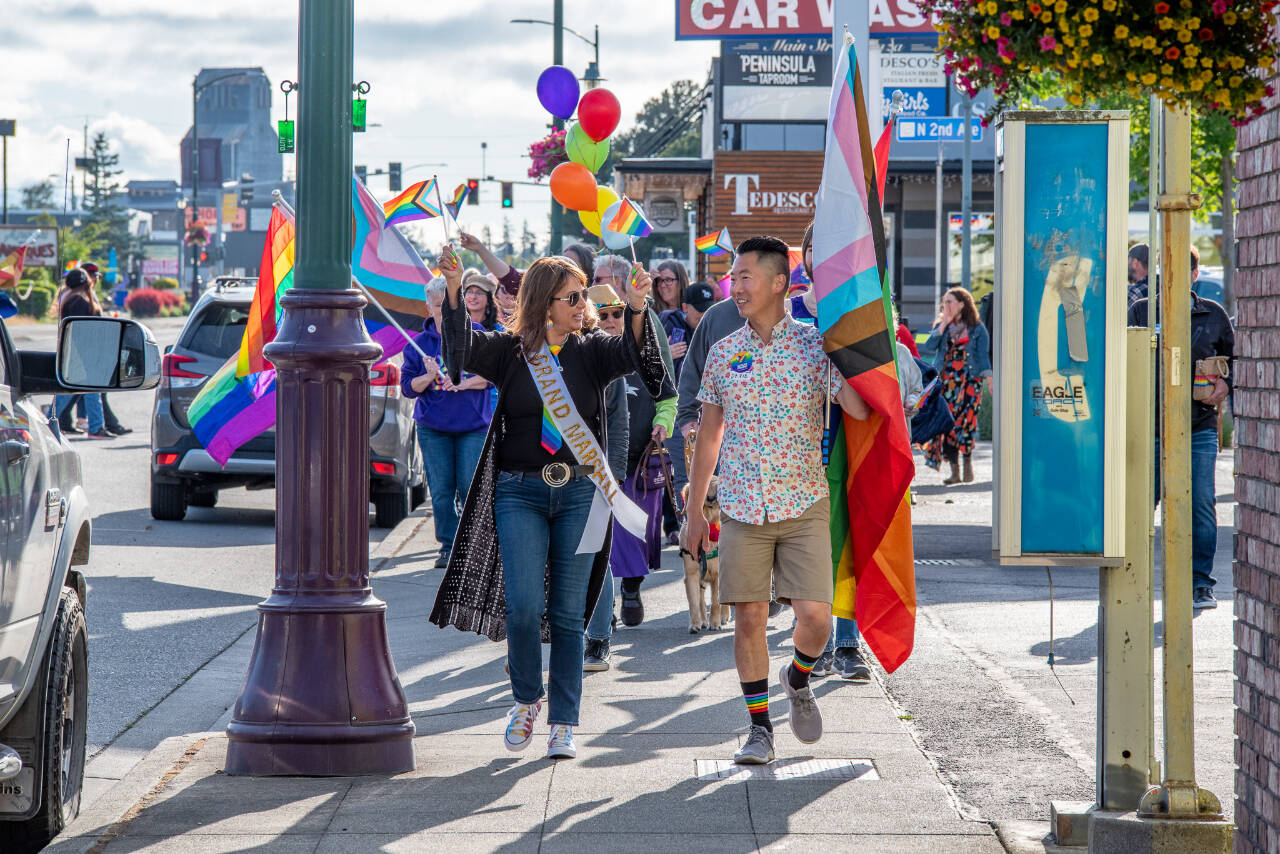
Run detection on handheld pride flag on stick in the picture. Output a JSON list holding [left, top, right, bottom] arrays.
[[0, 247, 27, 289], [444, 182, 471, 220], [383, 178, 442, 227], [608, 196, 652, 238], [695, 227, 733, 257], [813, 31, 916, 674]]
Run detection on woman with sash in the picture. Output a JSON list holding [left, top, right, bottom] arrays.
[[430, 248, 666, 761]]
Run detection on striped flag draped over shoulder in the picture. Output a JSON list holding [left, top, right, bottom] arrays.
[[813, 35, 916, 673]]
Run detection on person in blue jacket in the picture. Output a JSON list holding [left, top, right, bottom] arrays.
[[401, 277, 497, 567]]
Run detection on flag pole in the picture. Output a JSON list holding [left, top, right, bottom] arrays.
[[432, 175, 453, 244], [352, 277, 430, 362]]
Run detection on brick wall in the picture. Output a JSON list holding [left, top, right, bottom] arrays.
[[1233, 66, 1280, 854]]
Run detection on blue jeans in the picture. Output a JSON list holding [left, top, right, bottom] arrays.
[[55, 394, 102, 433], [495, 471, 597, 726], [1154, 429, 1219, 592], [416, 426, 485, 555], [586, 572, 617, 641], [823, 617, 861, 655]]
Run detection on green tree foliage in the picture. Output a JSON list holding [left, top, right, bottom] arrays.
[[605, 80, 706, 177], [83, 132, 134, 251], [33, 212, 108, 267], [20, 180, 56, 210]]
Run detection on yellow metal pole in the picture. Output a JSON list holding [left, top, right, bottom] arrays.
[[1138, 103, 1221, 821]]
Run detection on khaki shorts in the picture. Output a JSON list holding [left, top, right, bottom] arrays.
[[719, 497, 833, 605]]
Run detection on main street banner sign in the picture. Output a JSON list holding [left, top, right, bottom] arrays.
[[676, 0, 935, 39]]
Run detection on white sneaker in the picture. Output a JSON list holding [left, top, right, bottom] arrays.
[[546, 724, 576, 759], [504, 700, 541, 752]]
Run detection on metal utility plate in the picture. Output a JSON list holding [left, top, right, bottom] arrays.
[[695, 758, 878, 782]]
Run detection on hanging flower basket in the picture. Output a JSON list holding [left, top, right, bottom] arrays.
[[527, 128, 568, 181], [922, 0, 1278, 124], [184, 220, 211, 247]]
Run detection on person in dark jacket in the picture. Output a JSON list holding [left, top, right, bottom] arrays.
[[53, 269, 112, 439], [432, 249, 664, 761], [1128, 249, 1234, 610], [400, 277, 495, 568]]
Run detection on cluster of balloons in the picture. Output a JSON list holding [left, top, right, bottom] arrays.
[[535, 65, 632, 247]]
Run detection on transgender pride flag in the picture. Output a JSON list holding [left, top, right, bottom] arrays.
[[813, 34, 916, 674]]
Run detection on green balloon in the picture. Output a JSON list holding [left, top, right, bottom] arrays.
[[565, 123, 610, 173]]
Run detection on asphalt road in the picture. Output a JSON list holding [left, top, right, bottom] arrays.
[[8, 317, 396, 759], [889, 442, 1236, 823]]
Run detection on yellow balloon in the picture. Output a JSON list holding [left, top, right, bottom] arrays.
[[579, 186, 620, 237]]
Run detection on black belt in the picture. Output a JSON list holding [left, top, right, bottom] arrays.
[[507, 463, 596, 487]]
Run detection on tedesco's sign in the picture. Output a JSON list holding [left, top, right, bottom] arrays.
[[675, 0, 935, 38], [724, 173, 815, 216]]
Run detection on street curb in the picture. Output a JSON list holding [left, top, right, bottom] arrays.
[[47, 733, 218, 853], [64, 505, 432, 833], [995, 819, 1076, 853]]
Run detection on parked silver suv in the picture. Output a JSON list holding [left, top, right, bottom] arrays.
[[149, 283, 424, 526], [0, 316, 160, 852]]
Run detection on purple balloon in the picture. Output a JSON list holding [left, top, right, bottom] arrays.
[[536, 65, 580, 120]]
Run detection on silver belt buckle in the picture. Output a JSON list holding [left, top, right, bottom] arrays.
[[542, 462, 572, 487]]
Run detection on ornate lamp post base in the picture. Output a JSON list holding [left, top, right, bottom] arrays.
[[225, 290, 415, 777]]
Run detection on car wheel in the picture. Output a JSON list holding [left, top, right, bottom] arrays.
[[150, 479, 187, 521], [410, 481, 426, 511], [0, 589, 88, 853], [374, 487, 409, 528], [188, 490, 217, 508]]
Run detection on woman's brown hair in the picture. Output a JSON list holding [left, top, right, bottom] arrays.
[[941, 286, 980, 328], [652, 259, 689, 314], [508, 256, 596, 355]]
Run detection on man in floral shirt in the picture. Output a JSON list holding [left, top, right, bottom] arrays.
[[685, 236, 869, 765]]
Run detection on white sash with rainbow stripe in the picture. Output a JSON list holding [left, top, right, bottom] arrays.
[[527, 342, 649, 554]]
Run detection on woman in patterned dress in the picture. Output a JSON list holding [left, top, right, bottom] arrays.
[[919, 287, 991, 484]]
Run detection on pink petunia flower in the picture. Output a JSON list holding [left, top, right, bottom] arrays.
[[1039, 34, 1058, 51]]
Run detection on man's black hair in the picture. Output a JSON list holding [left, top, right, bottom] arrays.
[[736, 235, 790, 283], [1128, 243, 1149, 269]]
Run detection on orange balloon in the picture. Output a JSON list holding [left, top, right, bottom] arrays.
[[549, 162, 598, 212]]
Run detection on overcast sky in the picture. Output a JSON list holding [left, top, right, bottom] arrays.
[[4, 1, 718, 245]]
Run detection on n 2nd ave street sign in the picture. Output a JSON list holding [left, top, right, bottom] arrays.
[[895, 117, 984, 142]]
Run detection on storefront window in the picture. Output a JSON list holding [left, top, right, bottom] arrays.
[[947, 213, 995, 302], [727, 122, 826, 151]]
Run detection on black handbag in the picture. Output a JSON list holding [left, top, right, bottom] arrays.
[[910, 359, 956, 445]]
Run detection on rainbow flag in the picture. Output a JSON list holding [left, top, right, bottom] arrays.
[[814, 36, 915, 674], [695, 227, 733, 256], [63, 259, 80, 274], [0, 247, 26, 288], [444, 183, 470, 220], [236, 207, 294, 377], [189, 357, 277, 468], [383, 178, 442, 227], [352, 175, 434, 360], [608, 197, 652, 238]]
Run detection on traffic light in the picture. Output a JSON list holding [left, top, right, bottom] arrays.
[[389, 162, 402, 193], [501, 182, 513, 208], [467, 178, 480, 205], [239, 173, 254, 205], [355, 165, 368, 184]]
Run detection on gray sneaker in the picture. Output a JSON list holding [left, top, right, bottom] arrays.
[[780, 663, 823, 744], [583, 637, 611, 672], [810, 651, 835, 678], [733, 724, 775, 765]]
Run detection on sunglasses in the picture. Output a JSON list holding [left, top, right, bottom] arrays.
[[597, 307, 625, 321], [551, 289, 590, 307]]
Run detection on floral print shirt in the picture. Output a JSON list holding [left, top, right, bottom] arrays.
[[698, 315, 843, 524]]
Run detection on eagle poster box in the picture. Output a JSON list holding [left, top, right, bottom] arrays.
[[992, 111, 1129, 566]]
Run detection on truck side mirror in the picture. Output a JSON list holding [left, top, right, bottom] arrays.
[[57, 317, 161, 391]]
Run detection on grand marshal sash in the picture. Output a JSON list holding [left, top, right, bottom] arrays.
[[527, 342, 649, 553]]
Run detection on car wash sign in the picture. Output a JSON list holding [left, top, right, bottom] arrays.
[[676, 0, 934, 38]]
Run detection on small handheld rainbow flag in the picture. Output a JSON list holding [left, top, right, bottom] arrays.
[[383, 178, 442, 227], [608, 197, 652, 238], [444, 183, 471, 220], [63, 259, 80, 274], [695, 227, 733, 256]]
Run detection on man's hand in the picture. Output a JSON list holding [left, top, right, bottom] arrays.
[[651, 424, 668, 444], [680, 421, 697, 441], [454, 375, 488, 392], [1206, 377, 1230, 406], [684, 506, 710, 557], [669, 340, 688, 360]]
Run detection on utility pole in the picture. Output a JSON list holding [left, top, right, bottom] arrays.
[[191, 77, 202, 303], [960, 93, 973, 290], [224, 0, 414, 777], [549, 0, 564, 255], [935, 135, 944, 307], [0, 120, 12, 226]]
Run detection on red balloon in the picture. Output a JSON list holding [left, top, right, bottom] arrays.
[[577, 88, 621, 142], [549, 162, 598, 211]]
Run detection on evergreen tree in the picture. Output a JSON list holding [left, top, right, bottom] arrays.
[[20, 179, 56, 210], [83, 132, 132, 253]]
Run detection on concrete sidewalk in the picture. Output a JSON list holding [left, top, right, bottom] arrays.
[[49, 512, 1005, 852]]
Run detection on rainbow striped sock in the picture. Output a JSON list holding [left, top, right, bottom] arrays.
[[741, 678, 771, 731], [789, 649, 820, 689]]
